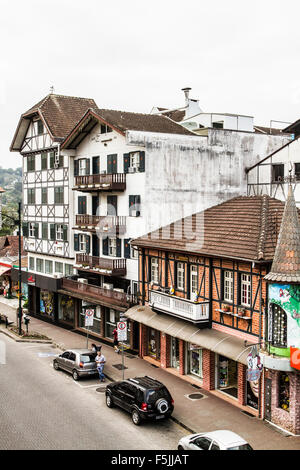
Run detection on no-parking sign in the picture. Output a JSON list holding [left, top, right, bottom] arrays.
[[117, 321, 127, 341], [85, 309, 94, 327]]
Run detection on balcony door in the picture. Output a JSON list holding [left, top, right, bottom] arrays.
[[92, 234, 99, 257], [107, 154, 117, 174], [78, 196, 87, 215], [190, 265, 198, 300], [107, 195, 117, 216]]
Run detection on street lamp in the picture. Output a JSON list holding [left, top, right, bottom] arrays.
[[1, 202, 22, 335]]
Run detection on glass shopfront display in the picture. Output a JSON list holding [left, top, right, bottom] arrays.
[[40, 290, 54, 318], [148, 328, 160, 360], [218, 355, 238, 398], [79, 305, 101, 334], [171, 337, 180, 370], [188, 344, 203, 378], [105, 308, 120, 339], [58, 294, 75, 325]]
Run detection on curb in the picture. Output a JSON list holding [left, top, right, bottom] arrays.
[[0, 327, 52, 344]]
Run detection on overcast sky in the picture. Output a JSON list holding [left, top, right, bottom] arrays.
[[1, 0, 300, 168]]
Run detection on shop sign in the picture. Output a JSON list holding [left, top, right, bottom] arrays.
[[27, 275, 35, 286], [85, 309, 94, 327], [290, 347, 300, 370]]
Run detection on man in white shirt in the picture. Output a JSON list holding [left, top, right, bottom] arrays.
[[95, 351, 106, 382]]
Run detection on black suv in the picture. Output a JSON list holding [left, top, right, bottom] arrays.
[[105, 376, 174, 425]]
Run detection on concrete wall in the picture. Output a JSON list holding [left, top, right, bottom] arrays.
[[127, 128, 290, 234], [247, 137, 300, 205]]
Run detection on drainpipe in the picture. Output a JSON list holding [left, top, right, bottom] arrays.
[[141, 248, 145, 306], [209, 257, 213, 328]]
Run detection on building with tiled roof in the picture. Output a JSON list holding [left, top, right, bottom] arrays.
[[125, 192, 300, 435]]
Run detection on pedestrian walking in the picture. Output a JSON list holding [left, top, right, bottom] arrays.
[[113, 327, 120, 353], [95, 350, 106, 382]]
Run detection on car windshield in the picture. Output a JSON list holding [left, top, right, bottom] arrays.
[[146, 388, 171, 405], [227, 443, 253, 450], [80, 354, 96, 363]]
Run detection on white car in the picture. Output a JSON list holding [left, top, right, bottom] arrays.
[[178, 430, 253, 451]]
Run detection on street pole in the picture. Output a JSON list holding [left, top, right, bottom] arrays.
[[18, 202, 22, 336]]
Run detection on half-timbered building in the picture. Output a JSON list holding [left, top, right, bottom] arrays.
[[126, 194, 300, 430]]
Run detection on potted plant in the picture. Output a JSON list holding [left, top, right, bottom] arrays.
[[238, 307, 246, 317], [222, 303, 231, 312]]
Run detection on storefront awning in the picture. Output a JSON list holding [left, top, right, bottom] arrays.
[[0, 266, 11, 276], [125, 305, 255, 366]]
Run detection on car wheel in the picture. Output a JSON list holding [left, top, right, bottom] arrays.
[[72, 370, 79, 381], [106, 394, 114, 408], [178, 445, 184, 451], [131, 409, 141, 426], [155, 398, 169, 414], [53, 361, 59, 370]]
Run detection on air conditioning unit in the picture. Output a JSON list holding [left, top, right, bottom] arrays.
[[101, 170, 107, 174], [114, 288, 124, 293], [131, 210, 140, 217], [78, 278, 88, 284], [103, 283, 113, 290], [54, 274, 64, 279]]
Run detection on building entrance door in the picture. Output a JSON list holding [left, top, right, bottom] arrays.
[[171, 337, 180, 370]]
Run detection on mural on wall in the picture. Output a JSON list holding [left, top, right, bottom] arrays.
[[269, 284, 300, 348]]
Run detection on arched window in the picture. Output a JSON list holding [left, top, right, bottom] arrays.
[[270, 303, 287, 348]]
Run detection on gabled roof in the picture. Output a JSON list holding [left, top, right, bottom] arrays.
[[132, 195, 299, 263], [10, 93, 97, 151], [62, 108, 195, 149], [265, 186, 300, 283]]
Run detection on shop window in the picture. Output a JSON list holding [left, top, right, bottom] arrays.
[[189, 344, 203, 378], [176, 262, 185, 291], [150, 257, 159, 284], [224, 270, 233, 302], [241, 273, 251, 307], [148, 328, 160, 360], [270, 303, 287, 348], [40, 290, 54, 317], [105, 308, 120, 339], [278, 372, 290, 412], [171, 337, 180, 370], [58, 295, 75, 324], [218, 355, 238, 398]]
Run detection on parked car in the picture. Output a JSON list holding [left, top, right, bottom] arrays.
[[105, 376, 174, 425], [53, 349, 98, 381], [178, 430, 253, 450]]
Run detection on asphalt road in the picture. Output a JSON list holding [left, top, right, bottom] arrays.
[[0, 335, 188, 450]]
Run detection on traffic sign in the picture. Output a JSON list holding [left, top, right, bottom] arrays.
[[85, 308, 94, 327], [117, 321, 127, 341]]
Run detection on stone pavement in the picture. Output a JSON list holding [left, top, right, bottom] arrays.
[[1, 298, 300, 450]]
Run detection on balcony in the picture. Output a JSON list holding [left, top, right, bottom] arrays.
[[73, 173, 126, 192], [149, 289, 210, 325], [75, 253, 126, 276], [75, 215, 126, 235], [60, 278, 136, 309]]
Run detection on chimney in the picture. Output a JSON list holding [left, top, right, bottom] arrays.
[[182, 87, 192, 107]]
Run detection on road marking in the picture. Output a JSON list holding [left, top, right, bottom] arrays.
[[38, 353, 58, 357]]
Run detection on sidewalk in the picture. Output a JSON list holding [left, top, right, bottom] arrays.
[[1, 298, 300, 450]]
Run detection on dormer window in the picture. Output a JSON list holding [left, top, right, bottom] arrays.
[[100, 124, 113, 134], [212, 121, 224, 129]]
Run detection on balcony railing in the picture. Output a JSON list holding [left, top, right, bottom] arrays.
[[61, 278, 136, 308], [74, 173, 126, 191], [149, 289, 209, 324], [75, 253, 126, 276], [75, 215, 126, 234]]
